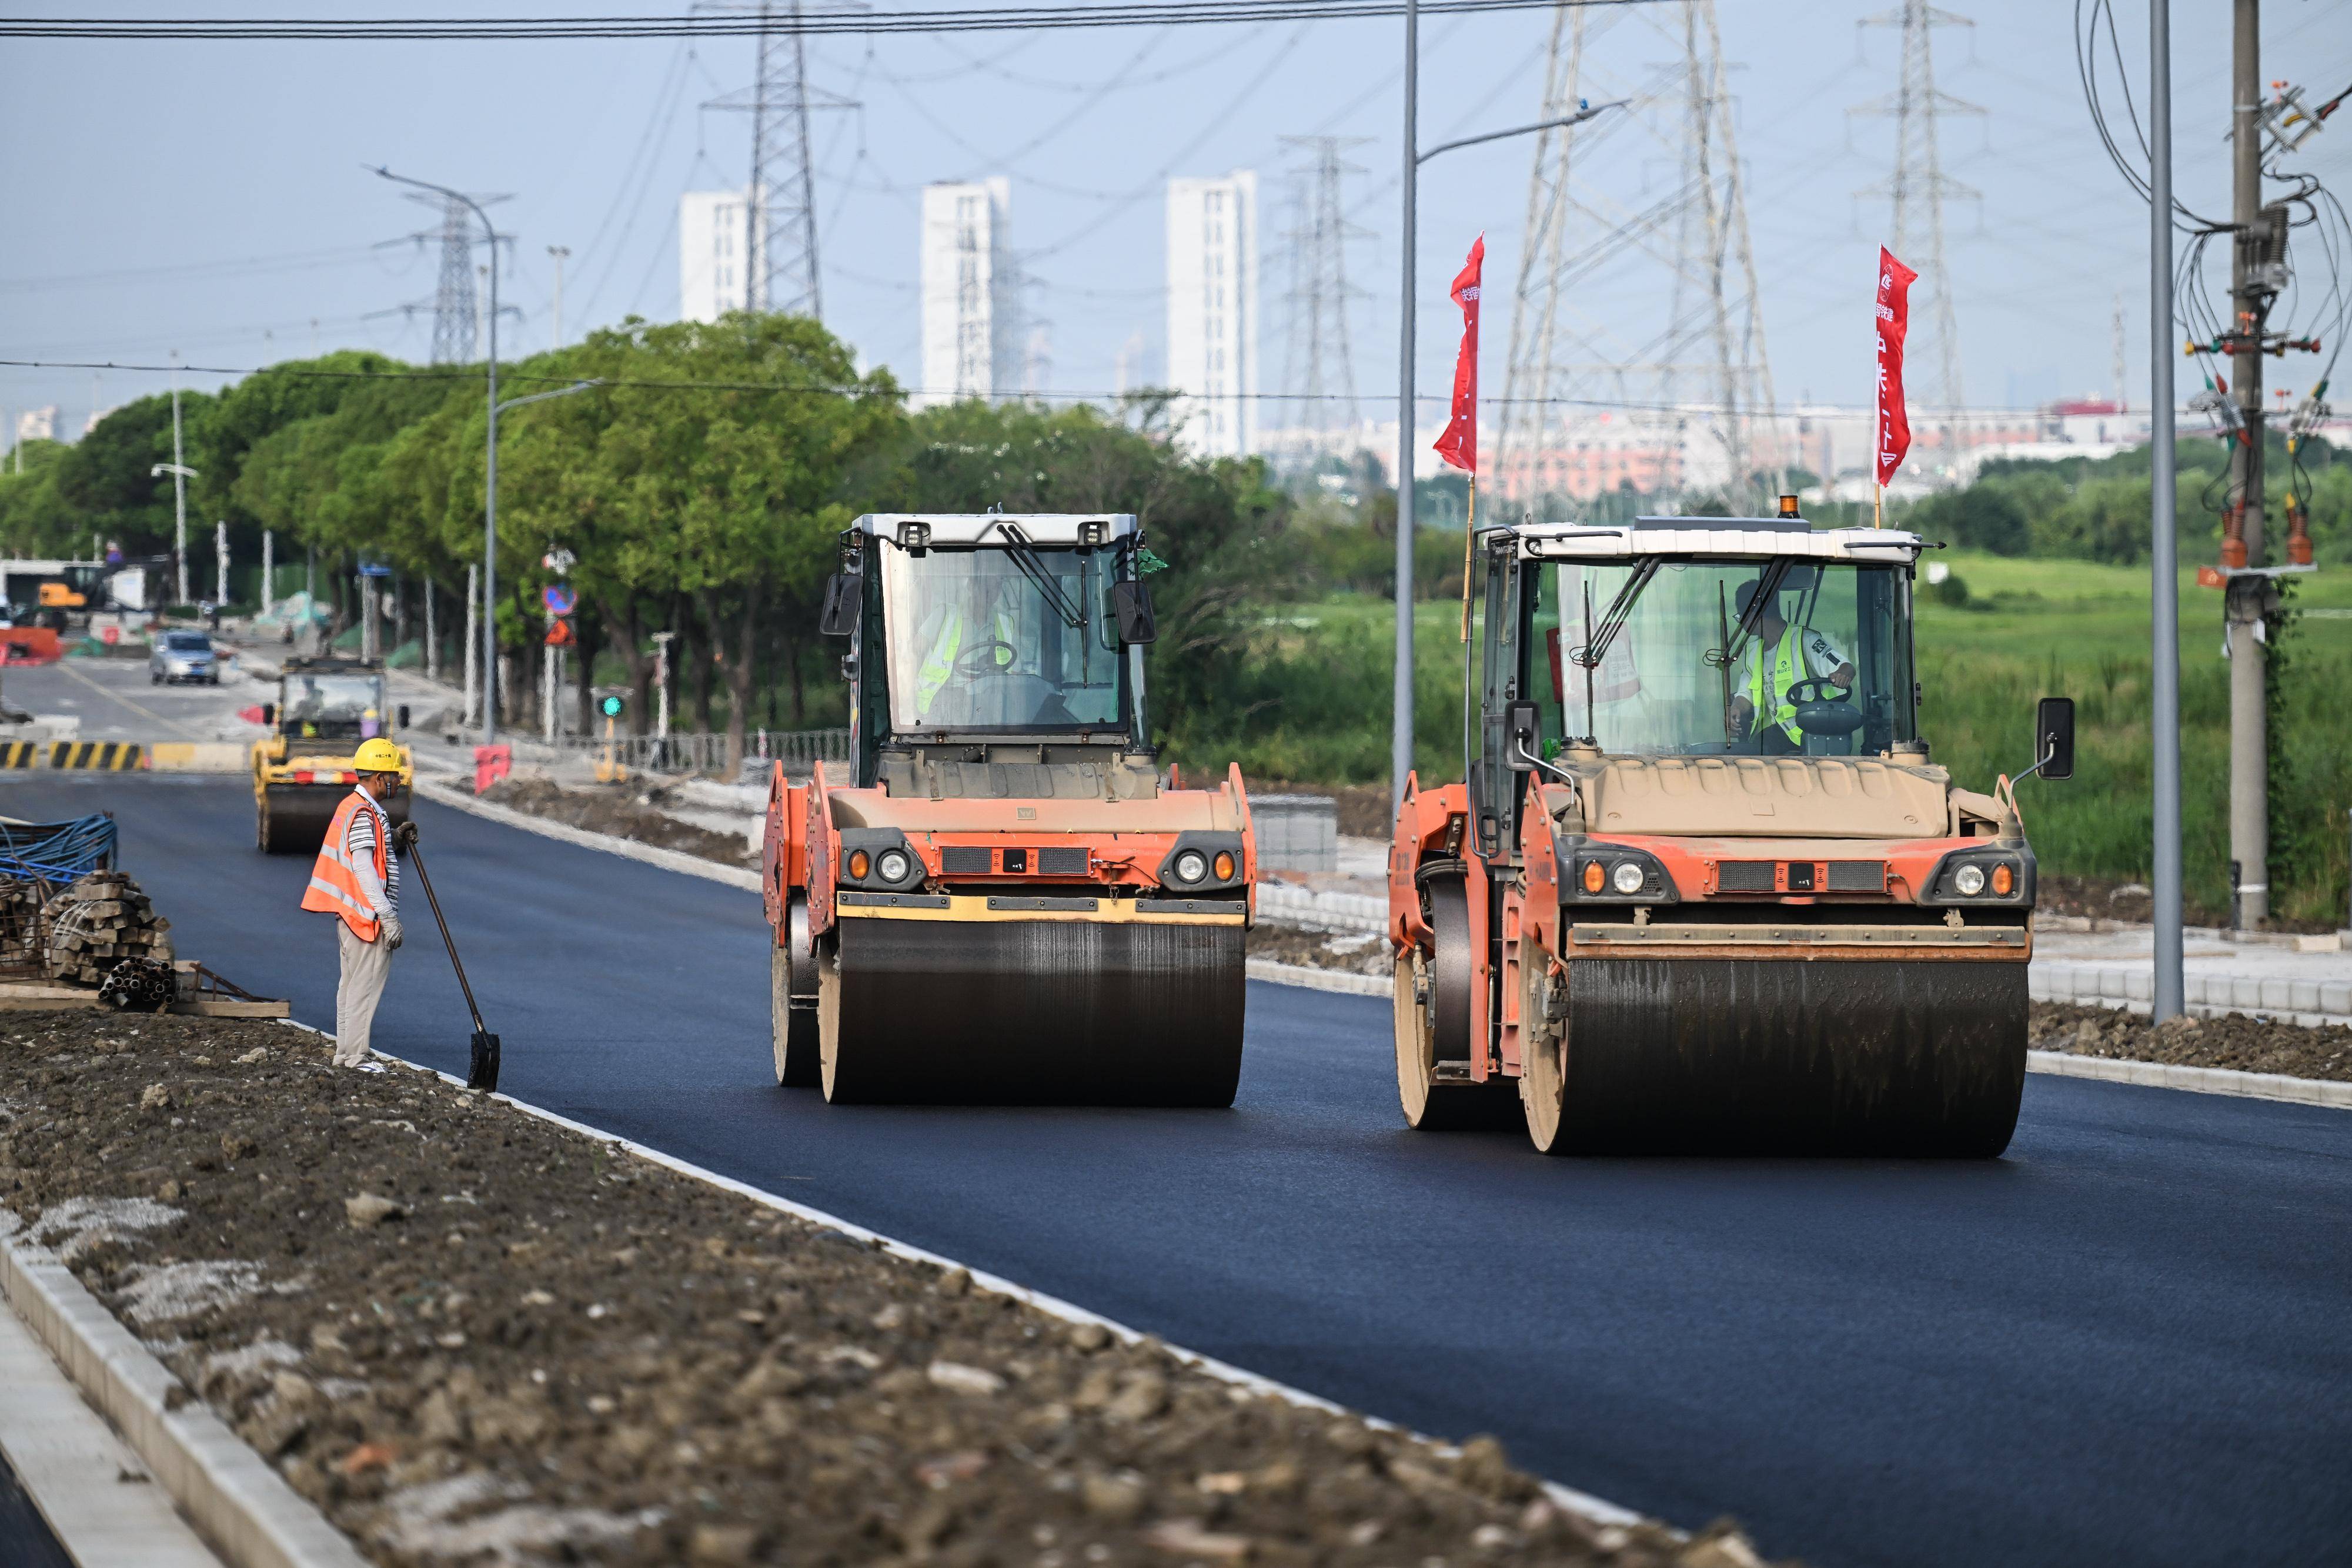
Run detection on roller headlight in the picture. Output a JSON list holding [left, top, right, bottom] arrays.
[[1612, 862, 1646, 895], [1954, 864, 1986, 897], [877, 848, 911, 884], [1172, 849, 1208, 885]]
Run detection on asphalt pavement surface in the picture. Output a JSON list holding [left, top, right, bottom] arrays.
[[8, 774, 2349, 1568], [2, 652, 268, 742]]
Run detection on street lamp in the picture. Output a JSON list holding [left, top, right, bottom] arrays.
[[1391, 0, 1626, 809], [372, 164, 510, 743]]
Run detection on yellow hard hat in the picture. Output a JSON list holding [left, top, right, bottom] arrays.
[[354, 738, 403, 774]]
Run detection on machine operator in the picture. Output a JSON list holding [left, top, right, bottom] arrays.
[[1725, 578, 1855, 755]]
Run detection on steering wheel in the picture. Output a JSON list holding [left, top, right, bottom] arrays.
[[1785, 677, 1863, 736], [951, 638, 1018, 679]]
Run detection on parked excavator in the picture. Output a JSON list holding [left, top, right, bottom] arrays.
[[762, 512, 1255, 1106], [1389, 499, 2073, 1155]]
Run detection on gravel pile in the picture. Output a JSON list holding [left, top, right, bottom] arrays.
[[0, 1011, 1769, 1568], [2029, 1002, 2352, 1082]]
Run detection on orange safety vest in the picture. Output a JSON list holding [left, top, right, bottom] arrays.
[[301, 790, 387, 941]]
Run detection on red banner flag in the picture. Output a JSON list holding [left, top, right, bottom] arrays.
[[1433, 234, 1485, 473], [1873, 245, 1917, 488]]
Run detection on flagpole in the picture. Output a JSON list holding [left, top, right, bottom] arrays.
[[1459, 475, 1476, 642]]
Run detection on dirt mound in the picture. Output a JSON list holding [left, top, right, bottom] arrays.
[[483, 777, 753, 868], [2029, 1002, 2352, 1082], [0, 1011, 1755, 1568]]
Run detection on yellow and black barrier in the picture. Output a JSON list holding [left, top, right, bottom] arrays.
[[1, 741, 146, 770]]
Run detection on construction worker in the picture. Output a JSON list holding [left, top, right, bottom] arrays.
[[1725, 579, 1856, 755], [299, 737, 408, 1071], [913, 577, 1021, 720]]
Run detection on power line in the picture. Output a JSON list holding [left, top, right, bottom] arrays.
[[3, 1, 1668, 41]]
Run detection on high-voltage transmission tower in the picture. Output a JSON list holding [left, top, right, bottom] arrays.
[[386, 191, 507, 364], [430, 197, 477, 363], [1277, 136, 1372, 453], [704, 0, 857, 320], [1851, 0, 1980, 437], [1494, 0, 1777, 510]]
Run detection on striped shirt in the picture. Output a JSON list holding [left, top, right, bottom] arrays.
[[343, 785, 400, 917]]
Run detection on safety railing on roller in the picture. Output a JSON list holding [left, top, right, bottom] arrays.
[[558, 728, 851, 777]]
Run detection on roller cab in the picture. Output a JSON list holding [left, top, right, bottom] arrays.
[[251, 656, 412, 854], [764, 513, 1254, 1106], [1389, 504, 2074, 1155]]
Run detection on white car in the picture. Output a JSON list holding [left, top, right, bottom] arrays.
[[150, 630, 220, 685]]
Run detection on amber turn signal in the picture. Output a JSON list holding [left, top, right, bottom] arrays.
[[1583, 860, 1606, 894], [1213, 851, 1235, 881], [1991, 863, 2013, 897], [848, 849, 870, 880]]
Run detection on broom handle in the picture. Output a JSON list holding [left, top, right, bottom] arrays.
[[402, 840, 485, 1034]]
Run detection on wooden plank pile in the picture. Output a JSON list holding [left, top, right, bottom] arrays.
[[41, 871, 175, 985]]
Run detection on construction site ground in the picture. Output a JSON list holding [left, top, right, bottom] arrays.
[[0, 1008, 1733, 1568]]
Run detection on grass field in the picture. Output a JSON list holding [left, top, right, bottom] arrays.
[[1185, 554, 2352, 929]]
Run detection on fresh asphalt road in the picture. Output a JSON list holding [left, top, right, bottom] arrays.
[[9, 776, 2349, 1568]]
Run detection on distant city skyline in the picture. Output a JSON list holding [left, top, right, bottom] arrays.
[[4, 2, 2348, 452]]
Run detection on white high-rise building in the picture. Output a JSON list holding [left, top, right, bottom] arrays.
[[1165, 172, 1258, 459], [918, 179, 1014, 409], [15, 407, 57, 445], [680, 189, 753, 324]]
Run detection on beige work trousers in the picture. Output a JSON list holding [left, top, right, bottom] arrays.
[[334, 921, 392, 1067]]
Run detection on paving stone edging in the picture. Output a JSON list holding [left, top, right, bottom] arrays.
[[0, 1229, 371, 1568]]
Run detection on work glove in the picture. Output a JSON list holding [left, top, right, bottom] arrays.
[[393, 820, 418, 851], [380, 915, 405, 951]]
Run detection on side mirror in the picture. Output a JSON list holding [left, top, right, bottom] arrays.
[[818, 572, 861, 638], [2034, 696, 2075, 781], [1112, 581, 1157, 645], [396, 705, 411, 730], [1504, 699, 1542, 772], [259, 703, 276, 725]]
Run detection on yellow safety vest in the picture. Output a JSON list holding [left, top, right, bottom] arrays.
[[915, 607, 1017, 717], [1748, 624, 1805, 743]]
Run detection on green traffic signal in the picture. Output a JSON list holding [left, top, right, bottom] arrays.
[[600, 695, 624, 717]]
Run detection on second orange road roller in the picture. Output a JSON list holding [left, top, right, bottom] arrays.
[[761, 511, 1256, 1106], [1389, 499, 2074, 1155]]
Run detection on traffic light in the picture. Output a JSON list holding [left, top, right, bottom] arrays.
[[600, 694, 624, 718]]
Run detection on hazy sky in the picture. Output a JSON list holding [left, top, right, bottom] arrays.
[[4, 1, 2348, 441]]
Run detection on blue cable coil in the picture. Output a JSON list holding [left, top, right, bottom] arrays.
[[0, 813, 118, 882]]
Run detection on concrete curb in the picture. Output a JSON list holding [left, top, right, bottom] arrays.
[[411, 777, 761, 892], [0, 1231, 372, 1568], [2024, 1049, 2352, 1108], [1247, 958, 1389, 998], [0, 1279, 225, 1567]]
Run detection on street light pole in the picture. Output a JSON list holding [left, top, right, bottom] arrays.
[[1392, 0, 1420, 815], [2147, 0, 2184, 1019], [1389, 71, 1628, 811], [549, 245, 570, 350], [374, 165, 503, 743]]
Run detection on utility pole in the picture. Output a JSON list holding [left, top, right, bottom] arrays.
[[1392, 0, 1418, 812], [653, 630, 676, 742], [215, 521, 229, 609], [2149, 0, 2183, 1017], [261, 530, 273, 618], [2223, 0, 2269, 928], [465, 563, 480, 729], [169, 359, 189, 605], [430, 195, 479, 365], [548, 245, 570, 349]]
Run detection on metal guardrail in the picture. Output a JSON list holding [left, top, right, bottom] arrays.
[[559, 728, 850, 776]]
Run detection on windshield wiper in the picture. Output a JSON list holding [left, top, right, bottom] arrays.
[[1569, 557, 1660, 677], [1710, 556, 1795, 671], [990, 521, 1088, 630]]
